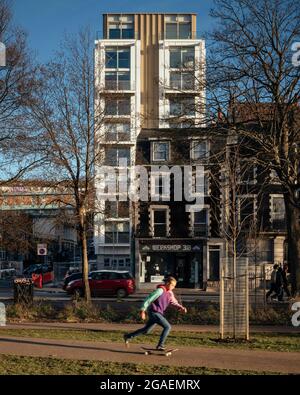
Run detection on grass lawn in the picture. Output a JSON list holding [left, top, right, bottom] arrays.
[[0, 328, 299, 353], [0, 354, 280, 375]]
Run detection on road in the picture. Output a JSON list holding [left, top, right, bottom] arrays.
[[0, 278, 270, 306]]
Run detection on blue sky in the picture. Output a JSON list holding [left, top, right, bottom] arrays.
[[12, 0, 215, 62]]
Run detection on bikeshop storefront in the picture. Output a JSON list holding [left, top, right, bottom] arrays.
[[137, 240, 204, 289]]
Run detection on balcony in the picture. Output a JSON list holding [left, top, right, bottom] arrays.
[[103, 80, 135, 93]]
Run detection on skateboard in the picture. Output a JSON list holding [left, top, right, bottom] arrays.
[[141, 347, 179, 357]]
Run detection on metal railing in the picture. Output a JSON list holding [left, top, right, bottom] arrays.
[[96, 31, 203, 41]]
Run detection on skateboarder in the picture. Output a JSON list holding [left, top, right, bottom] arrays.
[[123, 276, 187, 351]]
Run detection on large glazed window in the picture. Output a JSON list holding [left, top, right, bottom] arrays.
[[165, 15, 192, 39], [107, 15, 134, 39]]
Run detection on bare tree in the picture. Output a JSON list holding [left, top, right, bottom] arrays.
[[26, 27, 111, 302], [0, 0, 41, 184], [206, 0, 300, 295]]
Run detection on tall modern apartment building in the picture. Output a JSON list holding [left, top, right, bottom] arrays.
[[94, 13, 206, 272]]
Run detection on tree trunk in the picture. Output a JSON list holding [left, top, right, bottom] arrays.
[[284, 197, 300, 296], [79, 208, 91, 303]]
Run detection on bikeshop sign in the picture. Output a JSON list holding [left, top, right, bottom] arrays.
[[141, 244, 192, 252]]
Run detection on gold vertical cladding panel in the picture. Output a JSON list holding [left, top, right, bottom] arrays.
[[138, 14, 162, 129], [191, 14, 197, 39], [103, 14, 107, 38]]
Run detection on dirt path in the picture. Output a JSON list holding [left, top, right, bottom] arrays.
[[0, 334, 299, 373]]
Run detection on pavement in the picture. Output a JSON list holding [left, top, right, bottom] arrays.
[[0, 333, 299, 374], [0, 322, 299, 374]]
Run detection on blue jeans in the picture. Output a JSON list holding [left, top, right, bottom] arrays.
[[127, 310, 171, 347]]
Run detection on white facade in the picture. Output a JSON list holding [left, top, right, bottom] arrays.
[[158, 39, 206, 128], [94, 15, 206, 271]]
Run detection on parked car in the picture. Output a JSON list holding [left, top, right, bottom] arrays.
[[64, 267, 81, 279], [62, 272, 83, 291], [23, 264, 54, 285], [65, 270, 135, 298]]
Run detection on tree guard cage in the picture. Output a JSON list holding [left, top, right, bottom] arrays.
[[13, 278, 34, 305], [220, 257, 249, 340]]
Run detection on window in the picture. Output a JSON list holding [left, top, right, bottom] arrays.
[[151, 173, 170, 200], [239, 162, 256, 184], [105, 71, 130, 90], [169, 97, 195, 116], [108, 15, 134, 39], [194, 172, 209, 196], [152, 208, 168, 237], [170, 47, 194, 68], [170, 72, 194, 90], [165, 15, 191, 39], [270, 195, 286, 230], [152, 142, 170, 162], [105, 47, 130, 69], [191, 140, 209, 160], [105, 147, 130, 166], [105, 98, 130, 116], [192, 209, 208, 237], [105, 201, 130, 218], [105, 123, 130, 141], [270, 169, 280, 184], [238, 196, 256, 228], [105, 221, 130, 244]]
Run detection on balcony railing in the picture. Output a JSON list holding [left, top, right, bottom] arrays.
[[104, 80, 132, 91], [96, 31, 203, 41], [193, 224, 208, 237]]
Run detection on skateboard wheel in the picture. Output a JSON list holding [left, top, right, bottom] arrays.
[[145, 351, 149, 355], [166, 352, 171, 356]]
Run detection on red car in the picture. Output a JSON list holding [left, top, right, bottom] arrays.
[[65, 270, 135, 298]]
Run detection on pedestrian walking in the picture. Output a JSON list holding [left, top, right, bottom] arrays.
[[276, 266, 284, 301], [266, 264, 279, 301], [281, 264, 291, 298], [123, 276, 187, 350]]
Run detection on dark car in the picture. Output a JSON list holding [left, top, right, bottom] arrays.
[[65, 270, 135, 298], [62, 272, 83, 291]]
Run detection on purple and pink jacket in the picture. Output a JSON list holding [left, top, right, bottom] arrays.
[[141, 285, 185, 315]]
